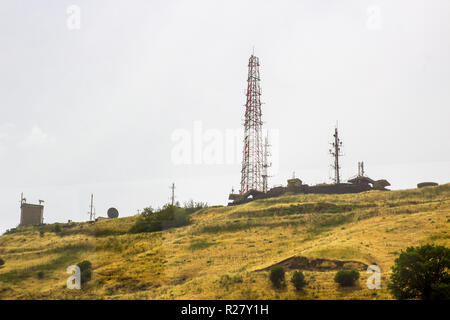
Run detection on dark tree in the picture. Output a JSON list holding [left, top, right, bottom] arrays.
[[270, 266, 285, 288], [291, 271, 307, 291], [77, 260, 93, 284], [388, 244, 450, 300]]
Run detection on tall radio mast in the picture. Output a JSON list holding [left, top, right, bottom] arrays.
[[240, 54, 264, 193]]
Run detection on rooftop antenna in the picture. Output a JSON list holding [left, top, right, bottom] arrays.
[[329, 124, 344, 184], [357, 161, 366, 177]]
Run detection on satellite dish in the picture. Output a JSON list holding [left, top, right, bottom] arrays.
[[107, 207, 119, 219]]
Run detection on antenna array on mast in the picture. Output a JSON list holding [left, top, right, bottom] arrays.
[[329, 126, 344, 184]]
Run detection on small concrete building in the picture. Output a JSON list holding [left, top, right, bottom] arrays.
[[20, 199, 44, 226], [287, 178, 302, 193]]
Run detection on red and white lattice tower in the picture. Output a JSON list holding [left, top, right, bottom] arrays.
[[240, 55, 264, 194]]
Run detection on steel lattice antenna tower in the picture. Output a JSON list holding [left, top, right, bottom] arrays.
[[329, 126, 343, 184], [240, 54, 264, 194]]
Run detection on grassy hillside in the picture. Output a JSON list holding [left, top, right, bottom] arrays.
[[0, 184, 449, 300]]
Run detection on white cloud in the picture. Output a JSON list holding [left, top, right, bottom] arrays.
[[18, 125, 55, 149]]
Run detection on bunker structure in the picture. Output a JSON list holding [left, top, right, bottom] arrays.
[[417, 182, 438, 188], [19, 193, 44, 226], [228, 168, 391, 206]]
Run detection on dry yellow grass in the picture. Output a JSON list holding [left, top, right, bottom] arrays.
[[0, 184, 449, 300]]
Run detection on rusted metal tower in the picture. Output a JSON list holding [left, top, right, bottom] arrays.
[[329, 126, 343, 184], [240, 54, 264, 194]]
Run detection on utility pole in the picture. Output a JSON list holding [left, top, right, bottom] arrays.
[[170, 183, 175, 206], [88, 194, 95, 221], [329, 126, 343, 184]]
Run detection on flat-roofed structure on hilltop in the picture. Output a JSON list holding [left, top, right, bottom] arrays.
[[19, 193, 44, 226]]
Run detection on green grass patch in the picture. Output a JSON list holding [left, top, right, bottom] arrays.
[[188, 240, 216, 251], [0, 243, 94, 284]]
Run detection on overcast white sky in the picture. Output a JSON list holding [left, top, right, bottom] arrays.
[[1, 0, 449, 233]]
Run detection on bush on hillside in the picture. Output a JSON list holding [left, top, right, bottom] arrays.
[[388, 244, 450, 300], [270, 266, 285, 288], [183, 200, 208, 214], [129, 205, 191, 234], [334, 270, 360, 287], [77, 260, 92, 284], [291, 271, 307, 291], [0, 257, 5, 266], [53, 223, 62, 233]]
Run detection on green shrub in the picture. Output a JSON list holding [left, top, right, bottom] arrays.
[[129, 205, 191, 234], [77, 260, 92, 284], [388, 244, 450, 300], [183, 200, 208, 214], [270, 266, 285, 288], [37, 271, 44, 279], [219, 274, 243, 289], [53, 224, 62, 233], [39, 230, 45, 237], [334, 270, 360, 287], [291, 271, 307, 291], [0, 257, 5, 266]]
